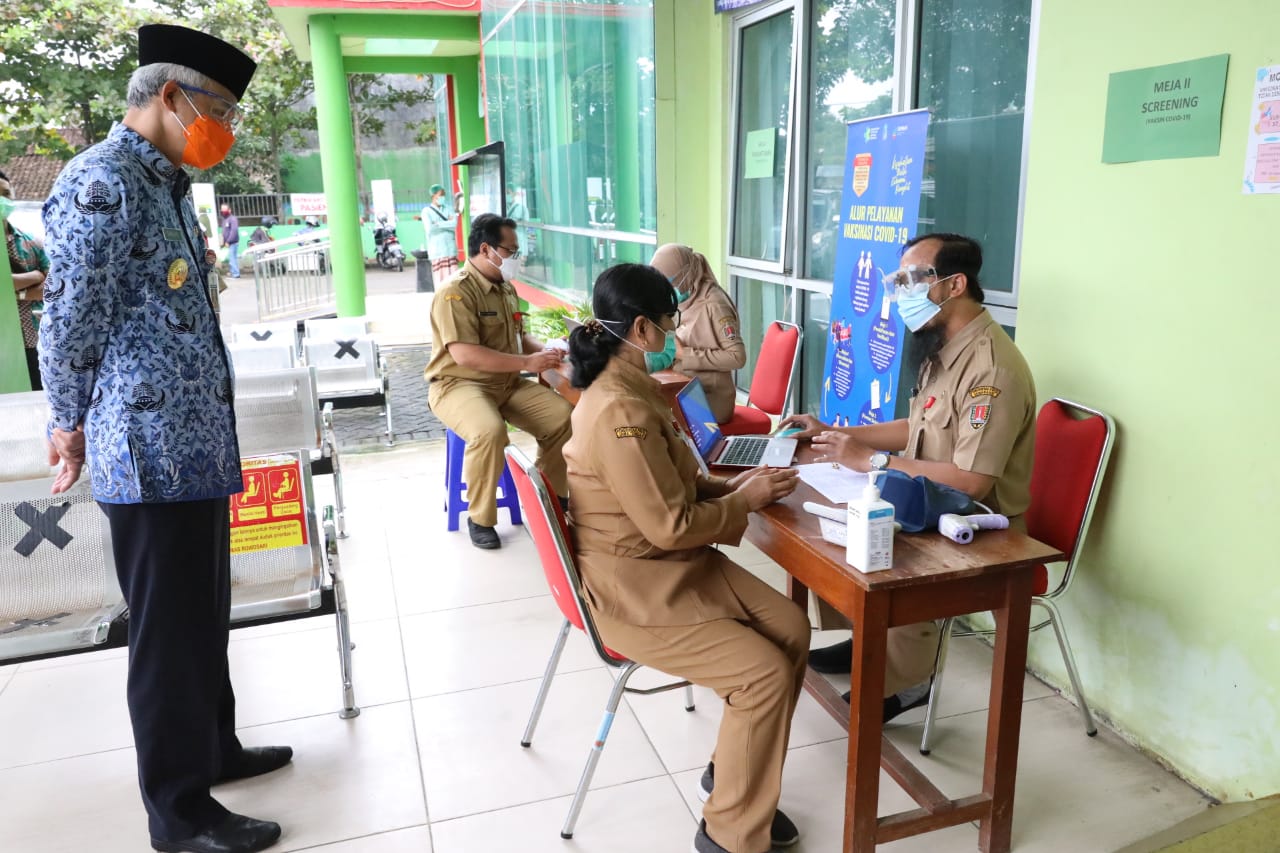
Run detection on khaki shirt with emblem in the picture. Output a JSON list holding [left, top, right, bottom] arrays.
[[424, 260, 523, 386], [674, 280, 746, 423], [905, 310, 1035, 519], [564, 357, 753, 627]]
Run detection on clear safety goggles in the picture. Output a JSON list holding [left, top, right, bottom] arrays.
[[881, 264, 940, 299]]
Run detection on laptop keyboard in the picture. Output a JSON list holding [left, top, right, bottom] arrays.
[[719, 436, 771, 466]]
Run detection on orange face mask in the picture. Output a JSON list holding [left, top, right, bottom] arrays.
[[172, 90, 236, 169]]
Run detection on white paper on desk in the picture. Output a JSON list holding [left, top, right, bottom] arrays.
[[795, 463, 870, 504]]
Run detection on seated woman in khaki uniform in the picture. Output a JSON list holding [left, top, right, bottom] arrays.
[[649, 244, 746, 424], [562, 263, 807, 853]]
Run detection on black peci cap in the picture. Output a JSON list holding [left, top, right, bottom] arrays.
[[138, 24, 257, 101]]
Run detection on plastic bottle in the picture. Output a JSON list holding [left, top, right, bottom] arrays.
[[846, 469, 894, 572]]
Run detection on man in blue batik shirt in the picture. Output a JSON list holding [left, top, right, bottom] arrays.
[[40, 25, 289, 853]]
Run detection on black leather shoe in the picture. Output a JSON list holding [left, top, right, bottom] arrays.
[[468, 518, 501, 550], [695, 763, 800, 847], [691, 820, 730, 853], [216, 746, 293, 784], [808, 639, 853, 674], [151, 813, 281, 853], [838, 685, 932, 723]]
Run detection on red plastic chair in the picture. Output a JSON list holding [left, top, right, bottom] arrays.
[[504, 446, 695, 839], [719, 320, 803, 435], [919, 398, 1116, 754]]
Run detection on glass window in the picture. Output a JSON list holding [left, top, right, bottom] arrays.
[[802, 0, 898, 282], [730, 9, 794, 265], [914, 0, 1032, 299], [481, 0, 657, 299], [798, 290, 830, 415], [731, 276, 791, 387]]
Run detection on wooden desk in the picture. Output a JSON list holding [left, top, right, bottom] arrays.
[[542, 363, 692, 425], [738, 450, 1063, 852]]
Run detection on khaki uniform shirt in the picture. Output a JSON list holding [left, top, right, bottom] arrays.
[[905, 310, 1036, 518], [674, 282, 746, 423], [424, 260, 523, 386], [564, 358, 753, 627]]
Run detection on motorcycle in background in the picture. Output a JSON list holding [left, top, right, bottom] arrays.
[[373, 216, 405, 272]]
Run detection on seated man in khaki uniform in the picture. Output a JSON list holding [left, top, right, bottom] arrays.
[[780, 232, 1036, 721], [426, 213, 573, 550]]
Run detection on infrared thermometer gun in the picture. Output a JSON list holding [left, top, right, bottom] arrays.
[[938, 513, 1010, 545]]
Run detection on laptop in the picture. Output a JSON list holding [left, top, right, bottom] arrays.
[[675, 378, 797, 469]]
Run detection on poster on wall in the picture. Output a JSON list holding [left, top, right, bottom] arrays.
[[1101, 54, 1229, 164], [1243, 65, 1280, 194], [820, 109, 930, 427]]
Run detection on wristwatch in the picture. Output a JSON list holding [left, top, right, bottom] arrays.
[[869, 452, 890, 471]]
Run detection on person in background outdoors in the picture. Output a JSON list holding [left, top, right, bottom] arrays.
[[247, 214, 276, 249], [1, 169, 50, 391], [649, 243, 746, 424], [563, 263, 805, 853], [40, 25, 289, 853], [219, 203, 240, 279], [422, 183, 458, 286]]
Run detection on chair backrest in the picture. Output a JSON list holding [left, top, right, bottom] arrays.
[[0, 392, 58, 482], [304, 316, 369, 342], [229, 340, 299, 374], [1025, 398, 1115, 598], [746, 321, 803, 416], [233, 366, 323, 457], [230, 321, 300, 352], [303, 336, 381, 396], [504, 446, 624, 665]]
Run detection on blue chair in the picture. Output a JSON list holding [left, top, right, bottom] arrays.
[[444, 429, 523, 532]]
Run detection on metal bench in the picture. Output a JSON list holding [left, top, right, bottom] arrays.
[[302, 334, 393, 446], [233, 365, 348, 538]]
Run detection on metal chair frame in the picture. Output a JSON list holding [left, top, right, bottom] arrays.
[[920, 398, 1116, 754], [505, 446, 695, 839], [303, 335, 394, 447]]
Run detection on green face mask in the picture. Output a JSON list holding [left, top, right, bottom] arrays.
[[643, 328, 678, 373], [0, 197, 14, 221]]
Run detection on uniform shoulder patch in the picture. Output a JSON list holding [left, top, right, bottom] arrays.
[[968, 385, 1001, 399], [969, 404, 992, 430], [442, 292, 464, 302], [614, 426, 648, 440], [719, 317, 739, 341]]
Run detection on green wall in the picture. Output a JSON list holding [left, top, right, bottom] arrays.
[[284, 148, 444, 195], [1017, 0, 1277, 801], [0, 261, 31, 392], [654, 0, 728, 282]]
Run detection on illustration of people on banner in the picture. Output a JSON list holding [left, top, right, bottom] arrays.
[[821, 109, 931, 427]]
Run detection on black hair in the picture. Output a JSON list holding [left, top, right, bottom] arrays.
[[0, 169, 8, 182], [568, 263, 678, 389], [902, 232, 985, 304], [467, 213, 518, 257]]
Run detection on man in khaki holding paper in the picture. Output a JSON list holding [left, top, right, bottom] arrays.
[[780, 232, 1036, 721]]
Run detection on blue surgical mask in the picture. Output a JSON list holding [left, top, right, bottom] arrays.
[[894, 276, 955, 332], [674, 286, 692, 304]]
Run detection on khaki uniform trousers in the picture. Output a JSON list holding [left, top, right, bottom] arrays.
[[814, 597, 939, 696], [429, 376, 572, 527], [592, 561, 809, 853]]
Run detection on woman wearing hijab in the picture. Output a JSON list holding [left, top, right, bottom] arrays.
[[649, 243, 746, 423], [564, 263, 806, 853]]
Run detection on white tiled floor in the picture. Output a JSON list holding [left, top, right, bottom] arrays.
[[0, 442, 1212, 852]]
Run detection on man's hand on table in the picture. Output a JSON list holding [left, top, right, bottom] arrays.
[[523, 349, 565, 373], [776, 413, 826, 439], [811, 430, 876, 472], [46, 425, 86, 494]]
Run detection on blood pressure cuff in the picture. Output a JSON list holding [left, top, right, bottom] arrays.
[[877, 469, 979, 533]]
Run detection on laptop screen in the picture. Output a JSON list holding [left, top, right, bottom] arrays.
[[675, 378, 723, 459]]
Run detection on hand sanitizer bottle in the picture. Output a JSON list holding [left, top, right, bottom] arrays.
[[847, 470, 894, 572]]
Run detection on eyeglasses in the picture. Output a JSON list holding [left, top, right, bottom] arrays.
[[495, 244, 522, 260], [178, 83, 244, 132], [881, 264, 939, 291]]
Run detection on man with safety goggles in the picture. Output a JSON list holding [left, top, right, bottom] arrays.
[[39, 24, 289, 853], [779, 233, 1036, 722]]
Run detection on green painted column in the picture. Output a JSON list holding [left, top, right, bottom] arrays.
[[308, 15, 366, 317], [0, 262, 30, 392], [451, 56, 486, 252]]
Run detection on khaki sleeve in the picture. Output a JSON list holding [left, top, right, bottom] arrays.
[[951, 367, 1033, 477], [431, 283, 481, 349], [593, 397, 749, 551], [696, 473, 734, 500], [679, 295, 748, 372]]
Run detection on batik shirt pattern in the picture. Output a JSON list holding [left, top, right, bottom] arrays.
[[39, 124, 242, 504]]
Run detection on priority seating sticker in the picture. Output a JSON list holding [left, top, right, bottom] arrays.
[[230, 455, 309, 554]]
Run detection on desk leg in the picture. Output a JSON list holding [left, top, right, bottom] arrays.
[[785, 575, 809, 612], [845, 591, 889, 853], [979, 569, 1034, 853]]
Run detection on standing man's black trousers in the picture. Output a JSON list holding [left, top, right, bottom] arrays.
[[100, 498, 244, 842]]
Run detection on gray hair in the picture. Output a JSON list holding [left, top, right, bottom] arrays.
[[126, 62, 220, 109]]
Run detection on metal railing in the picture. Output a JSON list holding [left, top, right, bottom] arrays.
[[245, 231, 335, 320]]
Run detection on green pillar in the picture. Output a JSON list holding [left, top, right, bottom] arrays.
[[0, 262, 30, 392], [451, 56, 486, 252], [309, 15, 366, 317]]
